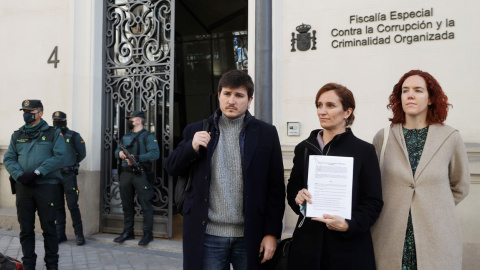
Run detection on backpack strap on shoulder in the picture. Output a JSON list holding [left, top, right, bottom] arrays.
[[127, 129, 147, 148], [202, 119, 209, 131], [42, 127, 56, 142], [64, 130, 78, 143], [12, 130, 21, 142]]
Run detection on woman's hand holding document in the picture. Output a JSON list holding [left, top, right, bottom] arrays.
[[306, 155, 353, 220]]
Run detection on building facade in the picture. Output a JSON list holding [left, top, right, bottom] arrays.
[[0, 0, 478, 267]]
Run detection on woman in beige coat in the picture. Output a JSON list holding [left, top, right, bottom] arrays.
[[371, 70, 470, 270]]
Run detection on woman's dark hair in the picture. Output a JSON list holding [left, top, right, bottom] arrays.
[[388, 70, 451, 125], [315, 83, 356, 126], [217, 70, 254, 98]]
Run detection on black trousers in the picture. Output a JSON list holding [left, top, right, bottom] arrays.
[[56, 171, 83, 236], [15, 183, 60, 269], [119, 171, 154, 233]]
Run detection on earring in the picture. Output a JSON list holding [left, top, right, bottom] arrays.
[[345, 118, 349, 126]]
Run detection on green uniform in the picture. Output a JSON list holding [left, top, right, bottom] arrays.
[[115, 128, 159, 233], [55, 128, 86, 237], [4, 120, 66, 270]]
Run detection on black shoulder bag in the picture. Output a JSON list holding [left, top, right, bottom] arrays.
[[267, 147, 309, 269], [174, 119, 209, 215], [266, 237, 292, 270]]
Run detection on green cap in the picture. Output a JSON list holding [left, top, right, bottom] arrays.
[[52, 111, 67, 120], [126, 110, 145, 119], [19, 99, 43, 111]]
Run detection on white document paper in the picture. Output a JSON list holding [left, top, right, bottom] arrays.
[[306, 155, 353, 219]]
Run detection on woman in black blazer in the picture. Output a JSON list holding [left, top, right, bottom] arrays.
[[287, 83, 383, 269]]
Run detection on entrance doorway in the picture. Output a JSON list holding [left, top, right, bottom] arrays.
[[101, 0, 248, 239], [173, 0, 248, 147], [170, 0, 248, 239]]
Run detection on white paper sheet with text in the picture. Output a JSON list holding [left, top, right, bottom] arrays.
[[306, 155, 353, 219]]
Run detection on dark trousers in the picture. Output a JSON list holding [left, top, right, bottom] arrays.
[[119, 171, 154, 233], [202, 234, 248, 270], [56, 171, 83, 236], [15, 183, 60, 269]]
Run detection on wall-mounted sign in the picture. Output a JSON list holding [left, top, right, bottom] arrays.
[[330, 7, 455, 49], [291, 23, 317, 52]]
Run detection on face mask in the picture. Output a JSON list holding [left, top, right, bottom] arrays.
[[127, 120, 134, 130], [23, 112, 37, 124], [53, 121, 67, 129]]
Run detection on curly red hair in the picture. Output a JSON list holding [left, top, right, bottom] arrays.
[[388, 70, 451, 126]]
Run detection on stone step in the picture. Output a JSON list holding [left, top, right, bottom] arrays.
[[88, 232, 183, 254], [0, 207, 22, 231]]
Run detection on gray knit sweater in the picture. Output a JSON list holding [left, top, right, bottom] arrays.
[[206, 114, 245, 237]]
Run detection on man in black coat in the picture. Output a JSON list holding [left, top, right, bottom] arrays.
[[166, 70, 285, 270]]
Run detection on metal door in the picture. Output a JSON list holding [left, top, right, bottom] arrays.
[[100, 0, 175, 238]]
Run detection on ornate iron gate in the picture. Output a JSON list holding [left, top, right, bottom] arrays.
[[100, 0, 175, 238]]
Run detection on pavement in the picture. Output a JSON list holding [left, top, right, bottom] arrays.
[[0, 228, 183, 270]]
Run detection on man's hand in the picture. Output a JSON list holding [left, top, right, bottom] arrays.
[[126, 154, 136, 166], [295, 188, 312, 206], [17, 172, 38, 185], [119, 150, 127, 160], [312, 214, 349, 232], [259, 235, 277, 264], [192, 131, 211, 152]]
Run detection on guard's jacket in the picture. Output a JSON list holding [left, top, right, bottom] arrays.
[[4, 121, 66, 184], [62, 129, 86, 167], [114, 128, 160, 167]]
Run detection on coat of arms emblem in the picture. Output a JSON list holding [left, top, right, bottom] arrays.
[[291, 23, 317, 52]]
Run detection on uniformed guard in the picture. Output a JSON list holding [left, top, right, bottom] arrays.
[[52, 111, 86, 246], [4, 99, 66, 270], [113, 110, 160, 246]]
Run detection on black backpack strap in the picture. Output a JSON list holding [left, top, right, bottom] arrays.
[[141, 131, 155, 170], [143, 130, 151, 145], [43, 127, 56, 142], [13, 127, 55, 143], [127, 129, 147, 148], [12, 130, 21, 143], [72, 132, 78, 143], [64, 130, 78, 143], [126, 129, 147, 156], [202, 119, 210, 131], [24, 126, 56, 143]]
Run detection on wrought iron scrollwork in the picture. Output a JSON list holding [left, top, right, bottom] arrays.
[[102, 0, 174, 236]]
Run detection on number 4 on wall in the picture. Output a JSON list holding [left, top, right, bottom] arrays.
[[48, 46, 60, 68]]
